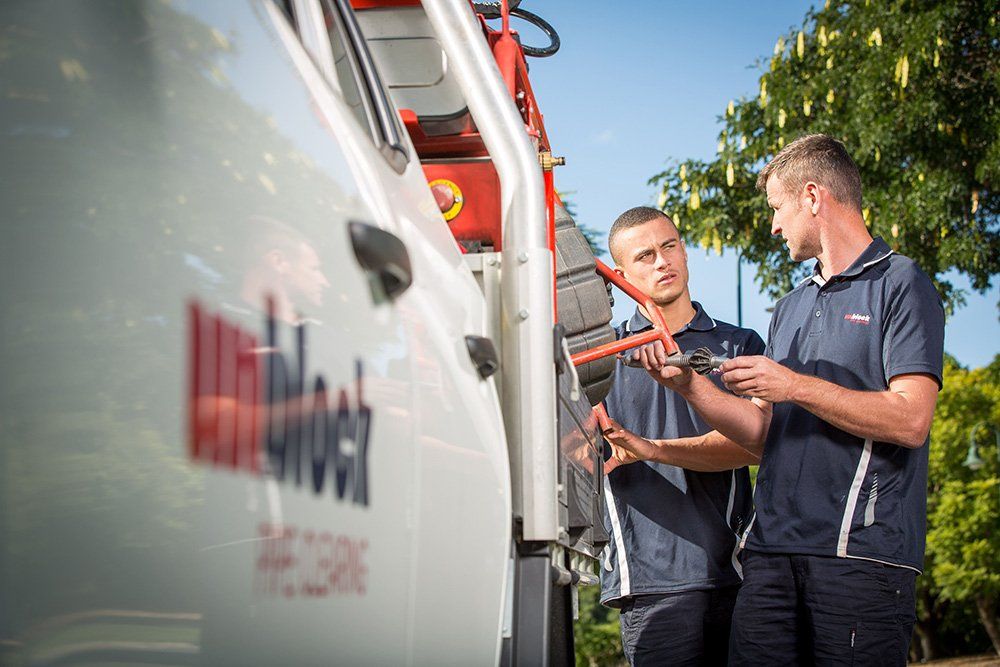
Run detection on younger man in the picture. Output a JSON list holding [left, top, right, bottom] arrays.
[[601, 206, 765, 666]]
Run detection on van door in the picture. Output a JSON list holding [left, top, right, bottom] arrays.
[[0, 1, 417, 663]]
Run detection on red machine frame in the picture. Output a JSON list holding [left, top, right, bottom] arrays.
[[352, 0, 679, 428]]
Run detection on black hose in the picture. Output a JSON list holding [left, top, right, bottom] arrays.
[[472, 3, 561, 58], [511, 7, 560, 57]]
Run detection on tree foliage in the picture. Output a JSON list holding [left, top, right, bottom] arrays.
[[573, 585, 624, 667], [925, 354, 1000, 655], [558, 189, 608, 258], [651, 0, 999, 312]]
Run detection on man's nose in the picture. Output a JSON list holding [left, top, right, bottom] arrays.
[[770, 218, 781, 236], [653, 251, 670, 269]]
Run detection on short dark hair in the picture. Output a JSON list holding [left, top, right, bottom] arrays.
[[608, 206, 677, 264], [756, 134, 862, 211]]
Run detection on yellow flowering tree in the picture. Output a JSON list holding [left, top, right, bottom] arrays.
[[651, 0, 999, 312]]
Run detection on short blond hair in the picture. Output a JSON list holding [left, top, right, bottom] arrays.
[[756, 134, 862, 211]]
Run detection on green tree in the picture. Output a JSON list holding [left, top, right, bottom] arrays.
[[925, 355, 1000, 656], [558, 189, 608, 258], [651, 0, 999, 313], [574, 584, 624, 667]]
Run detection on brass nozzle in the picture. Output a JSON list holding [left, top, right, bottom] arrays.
[[538, 151, 566, 171]]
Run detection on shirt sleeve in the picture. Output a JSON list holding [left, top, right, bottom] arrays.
[[881, 261, 945, 388]]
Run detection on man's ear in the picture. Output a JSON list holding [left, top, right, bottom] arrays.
[[804, 181, 820, 214], [613, 266, 626, 280]]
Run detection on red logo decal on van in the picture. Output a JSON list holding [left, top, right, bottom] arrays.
[[188, 300, 262, 471], [187, 298, 372, 506]]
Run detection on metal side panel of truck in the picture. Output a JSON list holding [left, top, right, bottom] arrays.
[[0, 1, 516, 664]]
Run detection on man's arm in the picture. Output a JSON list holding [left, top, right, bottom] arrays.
[[721, 356, 939, 448], [630, 343, 772, 450], [603, 419, 759, 473]]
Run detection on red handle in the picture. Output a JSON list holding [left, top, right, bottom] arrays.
[[571, 258, 679, 366]]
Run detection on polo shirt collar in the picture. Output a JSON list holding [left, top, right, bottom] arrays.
[[807, 237, 894, 286], [626, 301, 717, 335]]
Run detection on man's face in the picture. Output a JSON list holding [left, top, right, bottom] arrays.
[[613, 216, 690, 306], [286, 242, 330, 307], [766, 176, 818, 262]]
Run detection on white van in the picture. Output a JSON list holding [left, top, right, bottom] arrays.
[[0, 1, 614, 664]]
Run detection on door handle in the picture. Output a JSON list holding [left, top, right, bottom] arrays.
[[349, 221, 413, 301]]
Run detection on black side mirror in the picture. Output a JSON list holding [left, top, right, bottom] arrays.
[[349, 221, 413, 301]]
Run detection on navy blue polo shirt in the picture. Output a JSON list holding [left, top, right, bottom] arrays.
[[744, 237, 945, 572], [601, 302, 766, 606]]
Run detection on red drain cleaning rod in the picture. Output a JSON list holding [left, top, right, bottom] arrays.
[[581, 260, 729, 436], [593, 403, 613, 434], [570, 258, 680, 366], [573, 258, 680, 438]]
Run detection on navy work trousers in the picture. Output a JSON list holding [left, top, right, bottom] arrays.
[[619, 585, 739, 666], [729, 550, 917, 666]]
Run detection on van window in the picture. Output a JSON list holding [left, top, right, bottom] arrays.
[[318, 0, 378, 137], [320, 0, 409, 173]]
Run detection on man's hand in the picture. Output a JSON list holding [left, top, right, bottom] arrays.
[[620, 340, 694, 391], [720, 355, 797, 403], [602, 418, 658, 474], [603, 446, 636, 474]]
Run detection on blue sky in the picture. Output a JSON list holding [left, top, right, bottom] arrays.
[[517, 0, 998, 369]]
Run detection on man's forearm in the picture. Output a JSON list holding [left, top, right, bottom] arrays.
[[647, 430, 760, 472], [789, 373, 934, 448], [677, 375, 771, 451]]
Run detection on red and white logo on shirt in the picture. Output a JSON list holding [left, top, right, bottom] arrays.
[[844, 313, 871, 325]]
